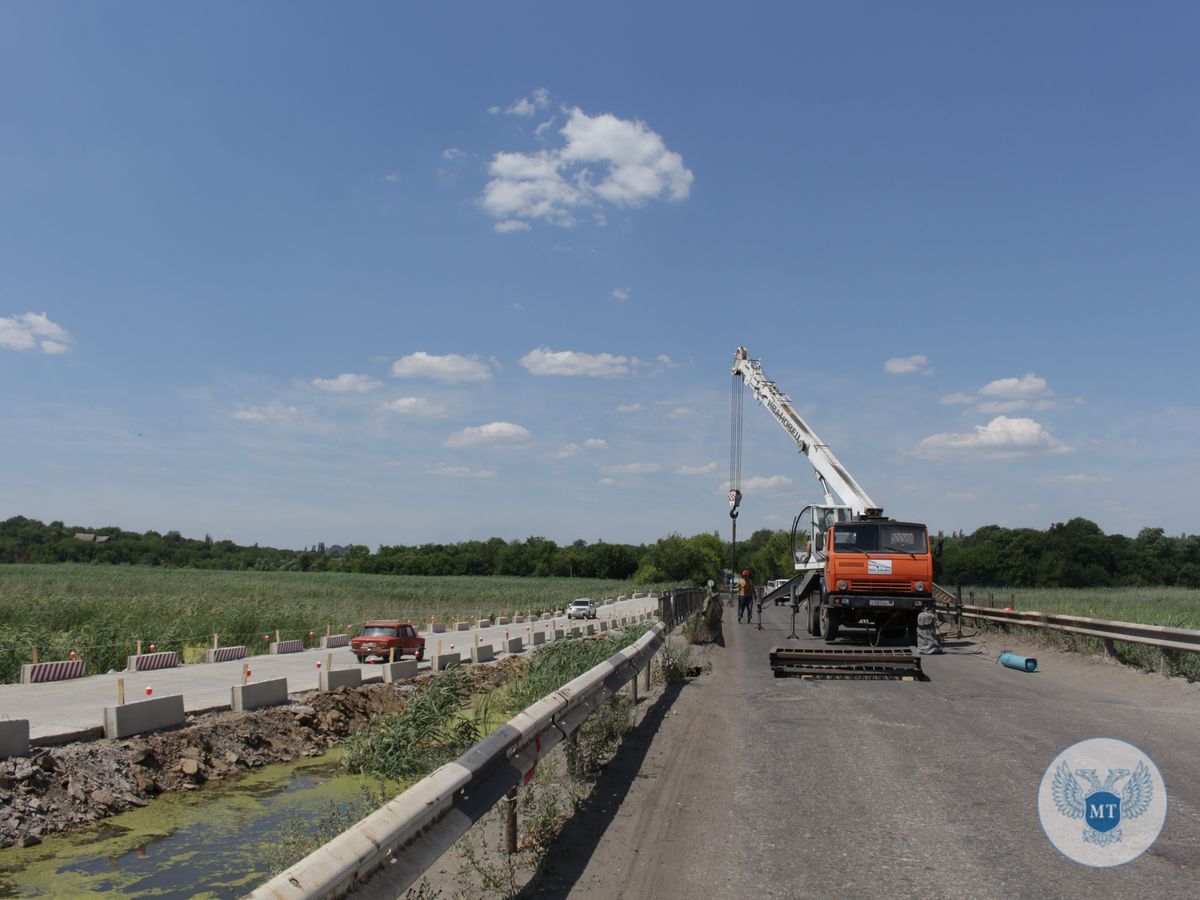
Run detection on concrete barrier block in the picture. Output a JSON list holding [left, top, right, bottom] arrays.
[[432, 653, 461, 672], [103, 694, 185, 739], [496, 616, 510, 625], [319, 668, 362, 692], [554, 628, 565, 641], [456, 622, 470, 631], [505, 637, 523, 653], [126, 651, 181, 672], [320, 634, 349, 650], [431, 623, 447, 633], [270, 639, 304, 655], [568, 626, 581, 638], [514, 615, 525, 623], [205, 646, 247, 664], [21, 659, 86, 683], [477, 619, 492, 628], [532, 631, 546, 646], [0, 719, 30, 759], [472, 644, 495, 664], [382, 660, 418, 682], [585, 623, 596, 635], [232, 677, 288, 712], [599, 621, 609, 632]]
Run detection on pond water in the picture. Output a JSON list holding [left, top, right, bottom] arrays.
[[0, 750, 399, 898]]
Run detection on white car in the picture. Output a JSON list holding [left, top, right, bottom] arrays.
[[567, 598, 598, 619]]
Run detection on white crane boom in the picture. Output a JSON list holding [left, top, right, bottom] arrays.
[[731, 346, 879, 517]]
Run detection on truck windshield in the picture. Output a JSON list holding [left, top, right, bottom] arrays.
[[833, 524, 928, 554], [360, 626, 398, 637]]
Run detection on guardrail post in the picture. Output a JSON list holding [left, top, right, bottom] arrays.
[[955, 585, 963, 639], [1159, 647, 1175, 677], [503, 787, 518, 856], [644, 652, 652, 691], [631, 669, 639, 703], [1103, 638, 1116, 659]]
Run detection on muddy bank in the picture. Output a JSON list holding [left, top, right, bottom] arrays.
[[0, 658, 524, 851]]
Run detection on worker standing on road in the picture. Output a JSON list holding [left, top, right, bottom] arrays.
[[916, 608, 942, 654], [737, 569, 754, 623]]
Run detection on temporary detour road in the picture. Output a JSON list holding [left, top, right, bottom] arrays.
[[524, 602, 1200, 900], [0, 597, 657, 744]]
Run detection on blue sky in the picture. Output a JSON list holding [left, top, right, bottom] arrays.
[[2, 2, 1198, 549]]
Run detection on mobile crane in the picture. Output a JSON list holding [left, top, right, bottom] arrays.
[[731, 346, 939, 644]]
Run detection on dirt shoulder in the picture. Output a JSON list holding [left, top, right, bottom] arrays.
[[0, 658, 523, 850]]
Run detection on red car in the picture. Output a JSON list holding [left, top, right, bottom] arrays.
[[350, 620, 425, 663]]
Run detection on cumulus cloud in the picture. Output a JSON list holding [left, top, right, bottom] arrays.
[[444, 421, 531, 449], [601, 462, 662, 475], [917, 415, 1070, 457], [428, 464, 496, 478], [884, 354, 931, 375], [943, 373, 1058, 415], [520, 347, 631, 377], [598, 477, 618, 486], [441, 147, 466, 160], [739, 475, 794, 492], [312, 373, 381, 393], [391, 351, 492, 383], [231, 404, 301, 425], [376, 397, 448, 418], [615, 403, 646, 413], [0, 312, 72, 354], [613, 287, 630, 301], [494, 219, 531, 233], [482, 106, 693, 229], [676, 462, 718, 476]]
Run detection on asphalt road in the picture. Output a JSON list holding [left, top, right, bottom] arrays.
[[533, 601, 1200, 899], [0, 597, 657, 743]]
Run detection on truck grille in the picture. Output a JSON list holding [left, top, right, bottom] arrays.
[[850, 580, 913, 593]]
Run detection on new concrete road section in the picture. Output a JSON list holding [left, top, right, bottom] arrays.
[[537, 602, 1200, 900], [0, 597, 656, 744]]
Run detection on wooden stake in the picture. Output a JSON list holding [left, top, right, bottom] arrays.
[[275, 629, 281, 644], [326, 652, 333, 672], [117, 678, 126, 706], [136, 640, 142, 656], [213, 633, 220, 650], [389, 647, 395, 664], [242, 662, 249, 685], [31, 645, 38, 665]]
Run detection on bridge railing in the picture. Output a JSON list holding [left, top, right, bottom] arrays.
[[248, 621, 666, 899], [932, 583, 1200, 674]]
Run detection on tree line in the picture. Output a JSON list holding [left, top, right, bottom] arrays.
[[1, 515, 1197, 589]]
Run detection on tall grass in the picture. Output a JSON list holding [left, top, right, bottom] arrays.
[[0, 564, 667, 683]]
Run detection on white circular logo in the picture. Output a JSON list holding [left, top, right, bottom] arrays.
[[1038, 737, 1167, 867]]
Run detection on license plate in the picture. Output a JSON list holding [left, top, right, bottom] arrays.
[[869, 599, 893, 607]]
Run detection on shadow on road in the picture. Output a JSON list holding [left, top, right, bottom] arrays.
[[517, 681, 687, 898]]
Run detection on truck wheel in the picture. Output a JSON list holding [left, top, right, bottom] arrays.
[[807, 600, 819, 635], [819, 607, 840, 642]]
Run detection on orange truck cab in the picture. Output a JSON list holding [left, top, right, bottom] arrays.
[[816, 518, 935, 643]]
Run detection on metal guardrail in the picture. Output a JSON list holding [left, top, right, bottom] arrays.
[[249, 621, 667, 899], [932, 583, 1200, 674], [657, 588, 705, 629]]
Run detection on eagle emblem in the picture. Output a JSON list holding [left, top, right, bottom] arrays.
[[1052, 760, 1154, 846]]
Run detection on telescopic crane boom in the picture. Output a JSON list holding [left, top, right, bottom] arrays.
[[731, 346, 879, 517]]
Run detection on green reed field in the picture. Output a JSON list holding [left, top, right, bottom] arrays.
[[0, 564, 671, 683]]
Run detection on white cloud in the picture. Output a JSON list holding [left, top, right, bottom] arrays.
[[0, 312, 72, 354], [444, 421, 531, 449], [534, 117, 555, 140], [677, 462, 718, 476], [428, 464, 496, 479], [312, 373, 381, 393], [491, 88, 551, 118], [974, 398, 1056, 415], [940, 393, 975, 405], [917, 415, 1071, 457], [946, 492, 978, 502], [548, 437, 608, 459], [613, 287, 630, 301], [391, 351, 492, 383], [441, 147, 466, 160], [667, 406, 703, 419], [739, 475, 794, 492], [520, 347, 631, 377], [598, 477, 618, 486], [481, 106, 693, 229], [494, 219, 531, 233], [231, 404, 301, 425], [616, 403, 646, 413], [884, 354, 930, 375], [376, 397, 448, 418], [384, 173, 401, 183], [979, 373, 1051, 398], [601, 462, 663, 475], [1038, 473, 1115, 485]]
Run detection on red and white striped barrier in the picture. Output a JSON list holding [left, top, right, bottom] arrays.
[[127, 651, 181, 672], [21, 659, 87, 684], [320, 634, 349, 650], [270, 639, 304, 655], [205, 645, 247, 664]]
